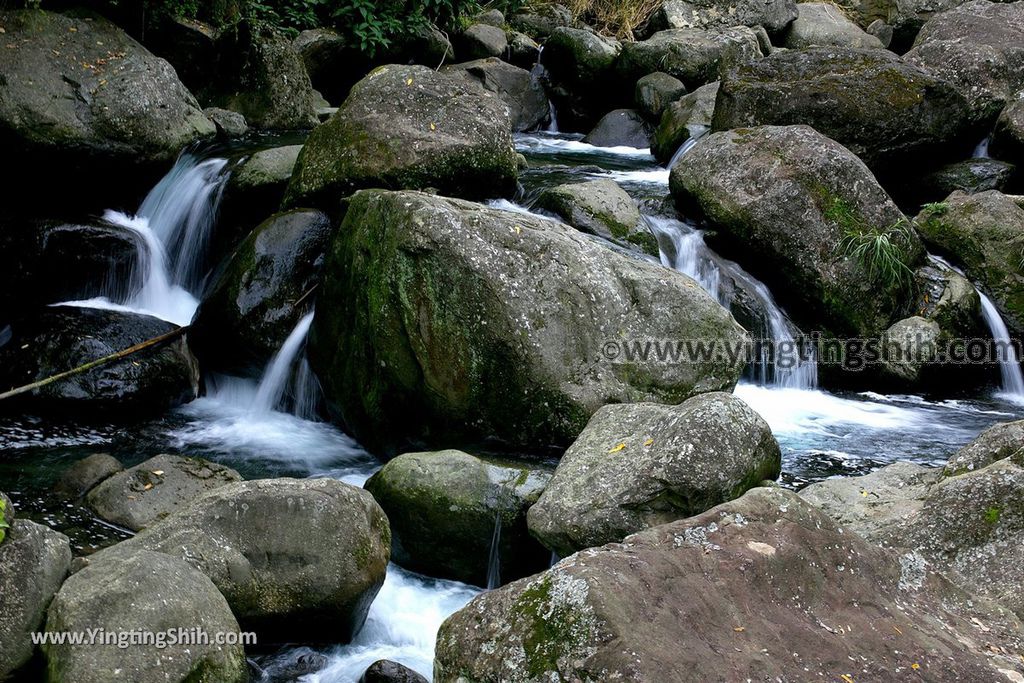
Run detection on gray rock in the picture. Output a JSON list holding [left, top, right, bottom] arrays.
[[509, 4, 576, 39], [204, 107, 248, 137], [879, 316, 941, 385], [0, 307, 199, 417], [44, 551, 247, 683], [914, 190, 1024, 335], [535, 178, 657, 254], [527, 393, 780, 557], [86, 478, 389, 643], [0, 520, 71, 680], [914, 157, 1017, 203], [912, 262, 984, 342], [54, 454, 124, 501], [458, 23, 508, 60], [645, 0, 799, 34], [541, 27, 622, 129], [713, 47, 974, 174], [190, 210, 331, 377], [651, 81, 718, 162], [866, 18, 894, 47], [945, 419, 1024, 474], [361, 659, 429, 683], [617, 27, 763, 90], [309, 190, 748, 454], [474, 9, 506, 27], [442, 58, 549, 132], [671, 125, 924, 336], [992, 97, 1024, 166], [284, 65, 518, 209], [505, 30, 541, 69], [293, 27, 353, 104], [635, 72, 687, 120], [783, 2, 886, 48], [86, 454, 242, 532], [364, 450, 552, 586], [438, 487, 1024, 682], [905, 0, 1024, 124], [583, 108, 653, 148], [204, 22, 318, 129]]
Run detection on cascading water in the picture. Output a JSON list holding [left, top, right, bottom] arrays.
[[252, 312, 316, 414], [486, 513, 502, 590], [979, 292, 1024, 397], [532, 46, 559, 133], [667, 125, 709, 170], [973, 135, 992, 158]]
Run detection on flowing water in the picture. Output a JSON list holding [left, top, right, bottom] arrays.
[[4, 132, 1024, 681]]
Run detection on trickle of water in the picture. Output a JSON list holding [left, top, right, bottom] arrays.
[[486, 513, 502, 590], [973, 135, 992, 159], [979, 292, 1024, 397], [667, 125, 709, 170], [252, 312, 316, 413]]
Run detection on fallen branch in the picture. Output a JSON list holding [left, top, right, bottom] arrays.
[[0, 326, 187, 402]]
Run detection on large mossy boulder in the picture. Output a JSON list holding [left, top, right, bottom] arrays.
[[441, 58, 550, 132], [436, 487, 1024, 682], [0, 519, 72, 680], [651, 81, 718, 163], [783, 2, 886, 48], [527, 393, 780, 557], [992, 97, 1024, 166], [644, 0, 798, 34], [905, 0, 1024, 125], [914, 190, 1024, 335], [364, 450, 552, 586], [712, 47, 974, 175], [635, 72, 687, 120], [670, 125, 925, 337], [616, 27, 763, 90], [86, 454, 242, 532], [0, 307, 199, 417], [309, 190, 748, 455], [583, 109, 653, 148], [284, 65, 517, 209], [539, 27, 622, 130], [86, 478, 389, 644], [202, 22, 318, 129], [44, 551, 248, 683], [0, 9, 215, 205], [190, 210, 332, 376], [534, 179, 657, 255]]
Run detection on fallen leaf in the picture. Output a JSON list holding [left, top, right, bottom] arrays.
[[840, 675, 855, 683], [608, 443, 626, 453], [151, 470, 164, 476], [893, 625, 903, 635], [911, 663, 920, 670], [405, 77, 413, 85], [429, 122, 436, 130], [643, 438, 654, 446], [733, 627, 744, 632], [860, 490, 868, 497], [143, 483, 153, 491]]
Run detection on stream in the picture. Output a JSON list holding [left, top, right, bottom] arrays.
[[2, 131, 1023, 681]]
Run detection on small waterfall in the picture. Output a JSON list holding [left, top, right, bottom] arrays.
[[973, 135, 992, 159], [979, 293, 1024, 396], [485, 513, 502, 590], [252, 312, 316, 413], [291, 358, 322, 421], [533, 46, 559, 133], [667, 125, 709, 170]]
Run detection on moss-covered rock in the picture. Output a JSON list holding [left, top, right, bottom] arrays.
[[441, 58, 549, 132], [583, 108, 653, 148], [909, 158, 1017, 206], [914, 190, 1024, 335], [535, 179, 657, 255], [651, 81, 718, 163], [635, 72, 687, 120], [644, 0, 798, 34], [527, 393, 781, 556], [309, 190, 748, 454], [992, 97, 1024, 167], [713, 47, 974, 175], [671, 125, 924, 337], [365, 450, 552, 586], [783, 2, 886, 49], [284, 65, 517, 209], [616, 27, 763, 90]]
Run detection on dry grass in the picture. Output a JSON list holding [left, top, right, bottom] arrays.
[[564, 0, 662, 40]]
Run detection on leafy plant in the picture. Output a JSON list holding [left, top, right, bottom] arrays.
[[0, 499, 9, 545], [920, 201, 949, 217], [839, 219, 917, 293]]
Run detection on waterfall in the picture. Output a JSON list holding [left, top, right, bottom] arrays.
[[973, 135, 992, 159], [252, 312, 316, 413], [667, 125, 709, 170], [647, 215, 817, 389], [59, 148, 231, 326], [978, 293, 1024, 396], [532, 46, 559, 133], [485, 513, 502, 590]]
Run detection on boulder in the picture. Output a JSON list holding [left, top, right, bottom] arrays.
[[505, 31, 541, 69], [204, 107, 248, 138], [913, 261, 984, 342], [190, 210, 332, 377], [509, 4, 576, 39], [651, 81, 718, 163], [616, 27, 763, 90], [361, 660, 429, 683], [86, 454, 242, 532], [442, 58, 549, 132], [437, 487, 1024, 682], [0, 307, 199, 417], [143, 14, 218, 94], [309, 190, 747, 454], [713, 47, 974, 175], [86, 478, 390, 643], [44, 551, 247, 683], [644, 0, 798, 34], [0, 9, 215, 206], [457, 23, 508, 60], [53, 454, 124, 501], [583, 108, 653, 148], [783, 2, 886, 48], [527, 393, 780, 557], [540, 27, 622, 130], [867, 18, 894, 47], [910, 158, 1017, 205], [364, 450, 552, 586], [992, 98, 1024, 166], [946, 419, 1024, 474], [474, 9, 506, 27], [878, 316, 941, 386], [914, 190, 1024, 335], [284, 65, 518, 209], [635, 72, 687, 120], [671, 125, 925, 336], [0, 520, 72, 680], [534, 179, 657, 254], [293, 28, 353, 105], [905, 0, 1024, 124], [202, 22, 318, 129]]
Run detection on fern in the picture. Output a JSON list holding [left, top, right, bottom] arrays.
[[839, 220, 916, 293]]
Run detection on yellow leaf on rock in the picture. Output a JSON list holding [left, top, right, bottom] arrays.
[[643, 438, 654, 446], [608, 443, 626, 453], [143, 483, 153, 491], [405, 77, 413, 85], [733, 627, 744, 632], [911, 663, 920, 670], [840, 675, 855, 683], [151, 470, 164, 476]]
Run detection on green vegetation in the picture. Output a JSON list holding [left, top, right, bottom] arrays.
[[984, 505, 1002, 525], [0, 499, 9, 545], [920, 201, 950, 217], [838, 219, 917, 293]]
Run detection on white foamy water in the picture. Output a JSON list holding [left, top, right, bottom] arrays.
[[516, 134, 656, 158]]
